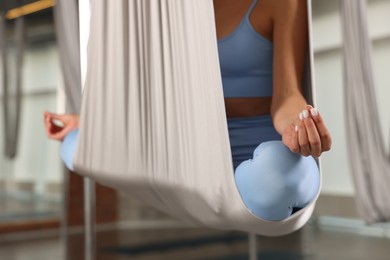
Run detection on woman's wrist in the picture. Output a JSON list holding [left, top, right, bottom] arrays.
[[69, 114, 80, 129], [271, 95, 307, 135]]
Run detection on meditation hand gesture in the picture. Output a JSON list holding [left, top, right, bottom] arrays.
[[43, 111, 80, 141], [282, 105, 332, 157]]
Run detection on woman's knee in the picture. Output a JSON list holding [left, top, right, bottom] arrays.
[[60, 129, 79, 171], [235, 162, 300, 221], [234, 141, 320, 221]]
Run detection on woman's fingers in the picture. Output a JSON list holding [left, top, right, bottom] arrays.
[[45, 111, 68, 126], [43, 114, 53, 137], [49, 125, 70, 141], [282, 106, 331, 157], [290, 123, 299, 153], [43, 111, 67, 141], [310, 107, 332, 151], [302, 112, 321, 157], [43, 112, 80, 140], [282, 123, 300, 153], [45, 111, 62, 120], [298, 112, 310, 156], [294, 106, 331, 157]]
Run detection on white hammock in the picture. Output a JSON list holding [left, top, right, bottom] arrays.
[[73, 0, 319, 236]]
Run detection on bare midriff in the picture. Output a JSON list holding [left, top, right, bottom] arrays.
[[224, 97, 272, 118]]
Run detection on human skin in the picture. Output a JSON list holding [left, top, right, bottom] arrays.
[[44, 0, 331, 157], [214, 0, 331, 157], [43, 111, 79, 141]]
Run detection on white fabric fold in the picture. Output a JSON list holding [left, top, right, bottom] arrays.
[[74, 0, 319, 236], [341, 0, 390, 223]]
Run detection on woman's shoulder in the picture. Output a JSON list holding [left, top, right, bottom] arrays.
[[268, 0, 307, 19], [269, 0, 306, 8], [248, 0, 307, 41]]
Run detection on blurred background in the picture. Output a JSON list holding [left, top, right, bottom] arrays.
[[0, 0, 389, 259]]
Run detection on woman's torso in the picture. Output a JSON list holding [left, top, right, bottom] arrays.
[[214, 0, 274, 118], [214, 0, 282, 168]]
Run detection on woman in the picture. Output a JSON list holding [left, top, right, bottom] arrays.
[[44, 0, 331, 221]]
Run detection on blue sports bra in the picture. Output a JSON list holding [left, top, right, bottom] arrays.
[[217, 0, 273, 98]]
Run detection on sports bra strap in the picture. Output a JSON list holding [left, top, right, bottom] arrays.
[[245, 0, 259, 19]]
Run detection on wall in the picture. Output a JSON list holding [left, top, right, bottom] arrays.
[[312, 0, 390, 196], [0, 41, 63, 196]]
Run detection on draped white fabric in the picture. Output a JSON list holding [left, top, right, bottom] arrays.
[[54, 0, 82, 114], [73, 0, 318, 236], [341, 0, 390, 223], [0, 14, 25, 159]]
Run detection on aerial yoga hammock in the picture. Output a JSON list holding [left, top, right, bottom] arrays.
[[61, 0, 321, 236]]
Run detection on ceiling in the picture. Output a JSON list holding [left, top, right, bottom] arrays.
[[1, 0, 38, 12], [1, 0, 56, 46]]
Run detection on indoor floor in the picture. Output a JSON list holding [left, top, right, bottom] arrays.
[[1, 223, 390, 260]]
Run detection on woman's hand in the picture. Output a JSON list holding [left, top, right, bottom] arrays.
[[43, 111, 80, 141], [282, 105, 332, 157]]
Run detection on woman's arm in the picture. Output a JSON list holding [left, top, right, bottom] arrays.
[[270, 0, 331, 157]]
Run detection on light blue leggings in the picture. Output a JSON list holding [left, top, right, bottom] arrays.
[[234, 141, 319, 221], [61, 128, 320, 221]]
